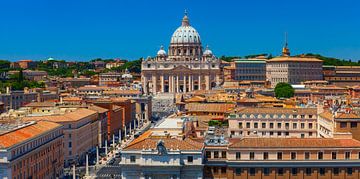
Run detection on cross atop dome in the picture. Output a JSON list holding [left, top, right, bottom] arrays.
[[182, 9, 190, 26]]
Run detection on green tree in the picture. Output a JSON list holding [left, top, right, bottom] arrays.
[[274, 82, 294, 98]]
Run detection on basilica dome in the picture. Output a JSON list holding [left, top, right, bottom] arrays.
[[170, 13, 201, 44]]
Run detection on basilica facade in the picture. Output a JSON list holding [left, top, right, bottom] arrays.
[[141, 12, 222, 95]]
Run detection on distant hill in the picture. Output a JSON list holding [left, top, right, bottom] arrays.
[[296, 53, 360, 66]]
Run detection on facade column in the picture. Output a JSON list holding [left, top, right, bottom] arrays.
[[176, 75, 179, 93], [183, 75, 187, 93], [198, 75, 201, 90], [216, 74, 220, 85], [160, 75, 164, 93], [172, 76, 176, 93], [189, 75, 192, 91], [145, 103, 149, 122], [169, 75, 172, 93], [205, 75, 210, 90], [152, 75, 157, 94], [143, 77, 148, 95]]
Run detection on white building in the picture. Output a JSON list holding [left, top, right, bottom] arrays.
[[141, 11, 222, 95], [120, 135, 204, 179]]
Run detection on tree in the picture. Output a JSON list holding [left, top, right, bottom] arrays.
[[274, 82, 294, 98]]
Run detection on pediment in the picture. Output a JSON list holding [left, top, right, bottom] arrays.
[[172, 65, 191, 72]]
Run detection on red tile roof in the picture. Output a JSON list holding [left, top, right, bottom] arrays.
[[229, 138, 360, 148], [0, 121, 61, 149]]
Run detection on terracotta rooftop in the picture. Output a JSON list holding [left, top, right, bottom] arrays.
[[233, 107, 317, 115], [0, 121, 61, 149], [267, 56, 323, 62], [185, 96, 206, 103], [88, 105, 109, 114], [336, 113, 360, 119], [103, 90, 140, 95], [124, 136, 203, 151], [23, 108, 97, 123], [319, 111, 334, 121], [185, 103, 236, 113], [229, 138, 360, 148], [25, 101, 56, 107]]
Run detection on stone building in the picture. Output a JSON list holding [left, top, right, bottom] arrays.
[[0, 121, 64, 179], [266, 43, 323, 88], [120, 135, 204, 179], [228, 107, 318, 138], [234, 59, 266, 81], [141, 11, 222, 95], [204, 137, 360, 179]]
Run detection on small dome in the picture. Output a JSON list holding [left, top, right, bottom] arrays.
[[203, 45, 213, 56], [157, 45, 167, 56]]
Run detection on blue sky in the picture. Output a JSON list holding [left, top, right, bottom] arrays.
[[0, 0, 359, 61]]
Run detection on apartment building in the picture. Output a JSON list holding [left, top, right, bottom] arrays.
[[23, 108, 100, 166], [0, 121, 63, 179], [319, 111, 360, 141], [120, 134, 204, 179], [228, 107, 318, 138], [204, 137, 360, 179]]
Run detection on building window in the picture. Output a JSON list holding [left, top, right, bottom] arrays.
[[263, 152, 269, 160], [277, 132, 282, 136], [333, 168, 339, 175], [246, 122, 250, 128], [291, 168, 297, 176], [278, 168, 283, 175], [277, 123, 282, 128], [340, 122, 347, 128], [270, 132, 274, 136], [308, 123, 313, 129], [222, 151, 226, 158], [206, 151, 211, 159], [291, 152, 296, 160], [332, 152, 337, 160], [285, 123, 289, 129], [262, 123, 266, 128], [236, 152, 241, 160], [213, 167, 218, 174], [239, 123, 243, 129], [351, 122, 357, 128], [130, 156, 136, 163], [250, 168, 255, 176], [270, 123, 274, 128], [187, 156, 193, 163], [345, 152, 351, 160], [254, 122, 258, 128], [306, 168, 311, 175], [305, 152, 310, 160], [318, 152, 323, 160], [214, 151, 219, 158], [293, 123, 297, 129], [319, 168, 325, 176], [68, 142, 72, 148], [301, 123, 305, 129], [277, 152, 282, 160], [347, 168, 353, 175], [221, 167, 226, 174], [250, 152, 255, 160], [235, 168, 241, 175], [285, 132, 289, 136], [263, 168, 270, 176], [309, 132, 313, 137]]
